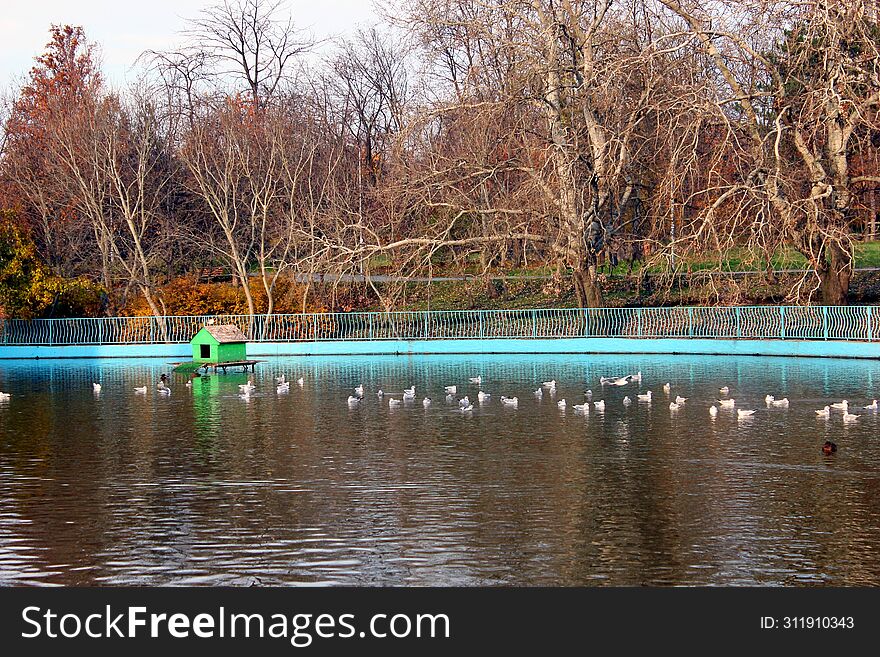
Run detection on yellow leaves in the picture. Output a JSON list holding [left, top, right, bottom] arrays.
[[0, 209, 104, 319]]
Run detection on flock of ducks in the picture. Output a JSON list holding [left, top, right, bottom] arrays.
[[0, 373, 315, 400], [237, 374, 304, 400], [130, 373, 307, 400], [341, 370, 677, 416], [337, 369, 877, 454], [705, 391, 878, 424], [131, 374, 173, 396], [1, 368, 875, 455]]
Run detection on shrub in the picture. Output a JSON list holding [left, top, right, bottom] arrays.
[[123, 275, 327, 316], [0, 211, 105, 319]]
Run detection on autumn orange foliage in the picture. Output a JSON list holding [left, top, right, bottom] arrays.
[[123, 276, 327, 317]]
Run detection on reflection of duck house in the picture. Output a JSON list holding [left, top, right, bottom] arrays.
[[189, 324, 259, 373]]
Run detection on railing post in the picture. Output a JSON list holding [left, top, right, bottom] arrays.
[[735, 307, 741, 338], [150, 317, 155, 343], [823, 306, 828, 340], [687, 308, 693, 338], [312, 314, 317, 341], [532, 310, 537, 338], [368, 313, 373, 340], [48, 319, 53, 346], [867, 306, 873, 342], [780, 306, 786, 340], [637, 308, 643, 338], [424, 312, 429, 339], [479, 312, 484, 339]]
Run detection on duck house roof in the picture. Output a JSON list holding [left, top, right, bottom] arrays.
[[200, 324, 248, 343]]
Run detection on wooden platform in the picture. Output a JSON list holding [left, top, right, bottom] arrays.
[[203, 359, 262, 373], [171, 359, 263, 374]]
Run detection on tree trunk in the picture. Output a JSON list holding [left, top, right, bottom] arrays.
[[573, 265, 603, 308], [234, 265, 256, 336], [818, 242, 852, 305], [141, 286, 169, 342]]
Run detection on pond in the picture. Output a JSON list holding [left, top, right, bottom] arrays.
[[1, 353, 880, 586]]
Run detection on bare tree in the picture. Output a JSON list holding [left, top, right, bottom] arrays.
[[187, 0, 313, 105], [48, 89, 173, 322], [382, 0, 670, 307], [660, 0, 880, 304]]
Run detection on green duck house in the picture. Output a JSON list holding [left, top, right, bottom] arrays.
[[190, 324, 248, 364]]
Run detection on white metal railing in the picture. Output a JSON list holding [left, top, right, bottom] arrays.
[[0, 306, 877, 346]]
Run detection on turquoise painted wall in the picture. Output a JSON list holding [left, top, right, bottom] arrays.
[[2, 337, 880, 360]]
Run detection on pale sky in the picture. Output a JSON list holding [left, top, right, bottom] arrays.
[[0, 0, 380, 90]]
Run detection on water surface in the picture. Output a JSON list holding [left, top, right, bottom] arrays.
[[1, 353, 879, 586]]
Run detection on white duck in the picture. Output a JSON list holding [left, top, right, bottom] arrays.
[[610, 377, 630, 387], [534, 388, 543, 398], [769, 398, 789, 408], [404, 386, 416, 397], [458, 396, 471, 408], [719, 386, 730, 395], [0, 391, 11, 401], [134, 386, 147, 394], [501, 396, 519, 407], [276, 374, 286, 384], [477, 391, 491, 402], [718, 398, 736, 408], [277, 382, 290, 393], [669, 402, 681, 411], [297, 377, 304, 386], [557, 399, 567, 409], [815, 406, 831, 418], [469, 376, 482, 384], [542, 380, 557, 389], [674, 395, 687, 405], [573, 403, 590, 412], [622, 396, 632, 406], [663, 383, 671, 394], [423, 397, 432, 407], [444, 385, 457, 394], [377, 390, 384, 398], [831, 400, 849, 411], [637, 391, 652, 402], [765, 394, 775, 405], [843, 411, 859, 423], [388, 398, 402, 407], [92, 382, 102, 393], [354, 384, 364, 398], [737, 409, 756, 418], [594, 400, 606, 411], [865, 400, 878, 411], [460, 403, 474, 412], [709, 405, 718, 417], [347, 395, 360, 405], [631, 371, 643, 383]]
